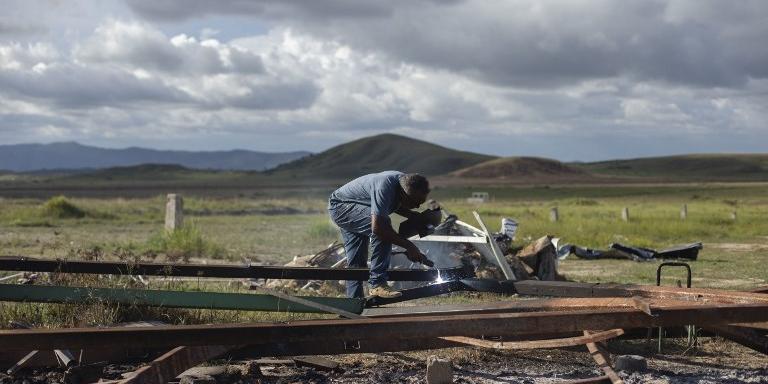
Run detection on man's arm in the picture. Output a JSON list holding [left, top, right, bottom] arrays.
[[371, 214, 428, 264], [394, 207, 418, 219]]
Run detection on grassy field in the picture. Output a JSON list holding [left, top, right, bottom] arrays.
[[1, 183, 767, 328]]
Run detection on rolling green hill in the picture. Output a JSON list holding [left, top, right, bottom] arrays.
[[450, 157, 589, 179], [269, 134, 495, 179], [575, 154, 768, 181]]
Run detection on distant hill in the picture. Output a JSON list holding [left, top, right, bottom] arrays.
[[575, 154, 768, 181], [269, 134, 495, 179], [0, 142, 309, 172], [450, 157, 589, 179], [73, 164, 214, 181]]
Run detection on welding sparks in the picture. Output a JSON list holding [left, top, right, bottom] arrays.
[[433, 269, 445, 284]]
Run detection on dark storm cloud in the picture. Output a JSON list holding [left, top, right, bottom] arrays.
[[125, 0, 397, 21], [0, 21, 47, 36], [124, 0, 768, 89]]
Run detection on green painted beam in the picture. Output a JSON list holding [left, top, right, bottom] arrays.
[[0, 284, 364, 314]]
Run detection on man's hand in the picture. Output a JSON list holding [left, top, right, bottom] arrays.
[[405, 245, 434, 267], [405, 246, 425, 263]]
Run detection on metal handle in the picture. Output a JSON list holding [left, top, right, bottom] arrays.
[[656, 262, 691, 288]]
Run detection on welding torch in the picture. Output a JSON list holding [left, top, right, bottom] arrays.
[[392, 249, 435, 267]]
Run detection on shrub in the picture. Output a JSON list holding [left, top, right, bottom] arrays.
[[147, 222, 224, 262], [41, 196, 86, 219]]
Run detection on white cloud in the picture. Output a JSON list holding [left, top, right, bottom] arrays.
[[0, 1, 766, 159]]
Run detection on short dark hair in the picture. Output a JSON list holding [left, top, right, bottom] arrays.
[[400, 173, 430, 196]]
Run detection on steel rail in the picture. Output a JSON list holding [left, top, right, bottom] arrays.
[[0, 327, 716, 367], [0, 283, 365, 314], [3, 302, 768, 351], [0, 256, 471, 281]]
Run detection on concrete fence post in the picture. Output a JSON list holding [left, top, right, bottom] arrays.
[[730, 211, 737, 221], [680, 204, 688, 220], [621, 207, 630, 222], [549, 207, 559, 222], [165, 194, 183, 232]]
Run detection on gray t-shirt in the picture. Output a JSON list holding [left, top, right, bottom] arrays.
[[330, 171, 403, 217]]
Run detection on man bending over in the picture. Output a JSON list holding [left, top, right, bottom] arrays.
[[328, 171, 431, 298]]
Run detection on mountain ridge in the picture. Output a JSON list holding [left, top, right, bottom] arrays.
[[0, 142, 309, 172]]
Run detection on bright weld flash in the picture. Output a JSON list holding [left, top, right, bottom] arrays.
[[433, 269, 445, 284]]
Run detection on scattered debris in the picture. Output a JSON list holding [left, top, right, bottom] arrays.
[[293, 356, 343, 372], [556, 241, 703, 262]]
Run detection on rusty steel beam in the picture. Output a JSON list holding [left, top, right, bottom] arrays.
[[514, 280, 768, 304], [0, 327, 717, 367], [3, 302, 768, 351], [0, 256, 471, 282]]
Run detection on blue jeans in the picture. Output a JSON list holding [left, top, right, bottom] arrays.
[[328, 201, 392, 298]]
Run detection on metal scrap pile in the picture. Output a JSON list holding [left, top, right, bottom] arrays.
[[263, 206, 565, 295]]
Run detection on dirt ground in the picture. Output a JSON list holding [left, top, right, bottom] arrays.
[[259, 338, 768, 384], [4, 337, 766, 384]]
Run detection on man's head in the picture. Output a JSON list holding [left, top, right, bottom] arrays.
[[399, 173, 430, 210]]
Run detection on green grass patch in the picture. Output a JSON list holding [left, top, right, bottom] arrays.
[[41, 195, 86, 219], [306, 218, 339, 240], [146, 222, 226, 262]]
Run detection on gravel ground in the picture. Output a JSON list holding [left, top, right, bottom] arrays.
[[2, 338, 766, 384]]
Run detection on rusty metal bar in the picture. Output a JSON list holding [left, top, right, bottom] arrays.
[[3, 302, 768, 351], [441, 329, 624, 350], [0, 256, 471, 281], [583, 330, 623, 384], [119, 345, 236, 384]]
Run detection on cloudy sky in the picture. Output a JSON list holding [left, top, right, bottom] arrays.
[[1, 0, 766, 161]]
